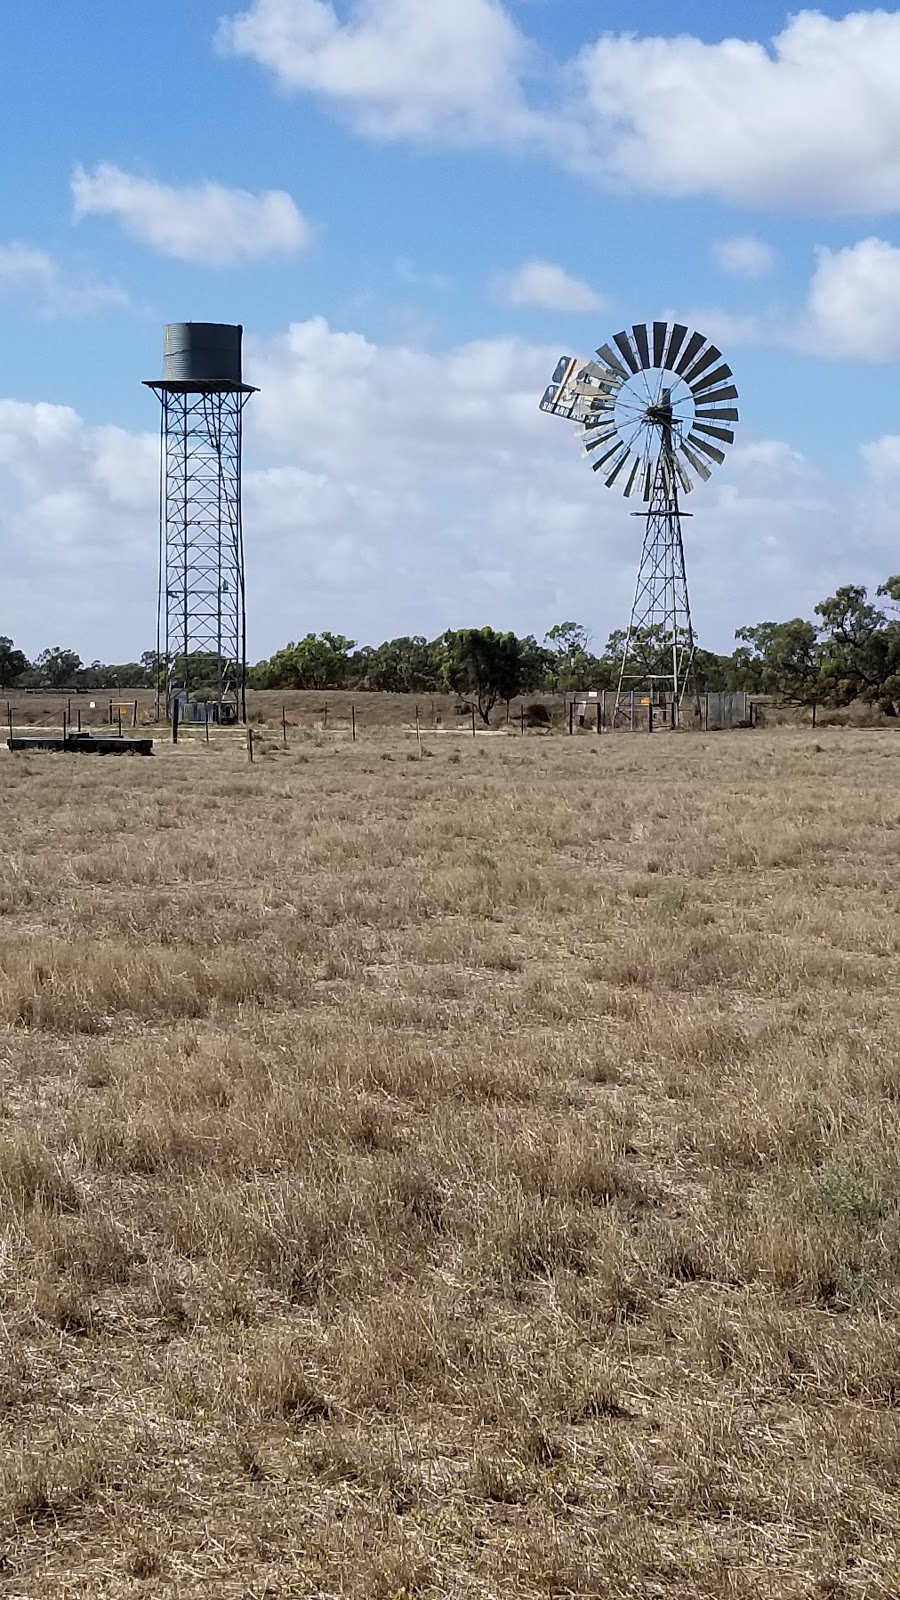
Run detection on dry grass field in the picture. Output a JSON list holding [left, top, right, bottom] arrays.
[[1, 720, 900, 1597]]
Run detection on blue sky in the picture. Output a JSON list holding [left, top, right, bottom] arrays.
[[2, 1, 900, 660]]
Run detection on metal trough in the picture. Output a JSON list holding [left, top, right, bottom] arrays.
[[7, 735, 154, 756]]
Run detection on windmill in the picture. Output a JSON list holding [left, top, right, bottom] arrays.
[[540, 322, 738, 718]]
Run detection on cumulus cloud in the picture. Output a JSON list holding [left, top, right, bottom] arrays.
[[804, 238, 900, 362], [495, 260, 607, 314], [673, 236, 900, 363], [713, 236, 777, 279], [0, 400, 159, 658], [72, 163, 312, 265], [569, 10, 900, 212], [217, 0, 535, 142], [861, 435, 900, 484], [0, 243, 131, 318], [219, 4, 900, 217]]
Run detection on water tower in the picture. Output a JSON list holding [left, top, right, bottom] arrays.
[[144, 323, 257, 723]]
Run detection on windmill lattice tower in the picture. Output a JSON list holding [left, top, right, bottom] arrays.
[[540, 322, 738, 718]]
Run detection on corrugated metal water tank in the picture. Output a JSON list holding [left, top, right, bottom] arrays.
[[164, 323, 243, 384]]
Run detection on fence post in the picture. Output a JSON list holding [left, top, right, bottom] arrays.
[[205, 703, 210, 744], [471, 706, 476, 738], [415, 704, 421, 752], [108, 698, 113, 726], [568, 699, 574, 736], [172, 699, 179, 744], [117, 706, 122, 736], [62, 711, 67, 750], [246, 727, 254, 764], [282, 704, 287, 745], [520, 705, 525, 737], [351, 704, 356, 742], [596, 699, 602, 735], [648, 702, 654, 735], [77, 709, 82, 733], [323, 703, 328, 731], [132, 700, 138, 728], [6, 703, 12, 743], [811, 699, 817, 729], [630, 690, 635, 731]]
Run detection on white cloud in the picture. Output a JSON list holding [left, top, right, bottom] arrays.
[[217, 0, 535, 142], [496, 260, 606, 314], [804, 238, 900, 362], [713, 236, 777, 279], [219, 5, 900, 217], [394, 258, 451, 292], [72, 163, 312, 265], [861, 435, 900, 484], [570, 11, 900, 213], [675, 235, 900, 363], [0, 243, 131, 318]]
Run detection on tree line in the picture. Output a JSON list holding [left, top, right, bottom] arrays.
[[5, 581, 900, 718]]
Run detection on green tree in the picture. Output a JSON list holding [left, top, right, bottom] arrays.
[[0, 637, 28, 689], [815, 584, 900, 713], [351, 636, 441, 693], [440, 627, 523, 724], [732, 619, 821, 705], [544, 622, 602, 689], [34, 647, 82, 688], [254, 633, 355, 690]]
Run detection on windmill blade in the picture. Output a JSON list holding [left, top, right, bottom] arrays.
[[680, 441, 712, 481], [653, 321, 668, 368], [674, 456, 694, 495], [693, 385, 738, 407], [613, 330, 640, 374], [583, 417, 619, 440], [632, 323, 651, 370], [606, 448, 633, 488], [643, 459, 654, 500], [692, 363, 733, 396], [687, 432, 727, 466], [591, 441, 626, 473], [662, 453, 675, 499], [682, 344, 722, 386], [693, 421, 735, 446], [583, 426, 620, 453], [596, 343, 630, 380], [696, 405, 739, 423], [588, 394, 617, 412], [675, 330, 706, 377], [624, 456, 642, 498], [663, 323, 689, 372]]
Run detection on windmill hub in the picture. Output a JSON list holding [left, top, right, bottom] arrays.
[[539, 321, 739, 715], [646, 390, 673, 428]]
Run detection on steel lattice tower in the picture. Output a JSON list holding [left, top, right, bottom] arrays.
[[144, 323, 257, 723], [616, 390, 696, 711]]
